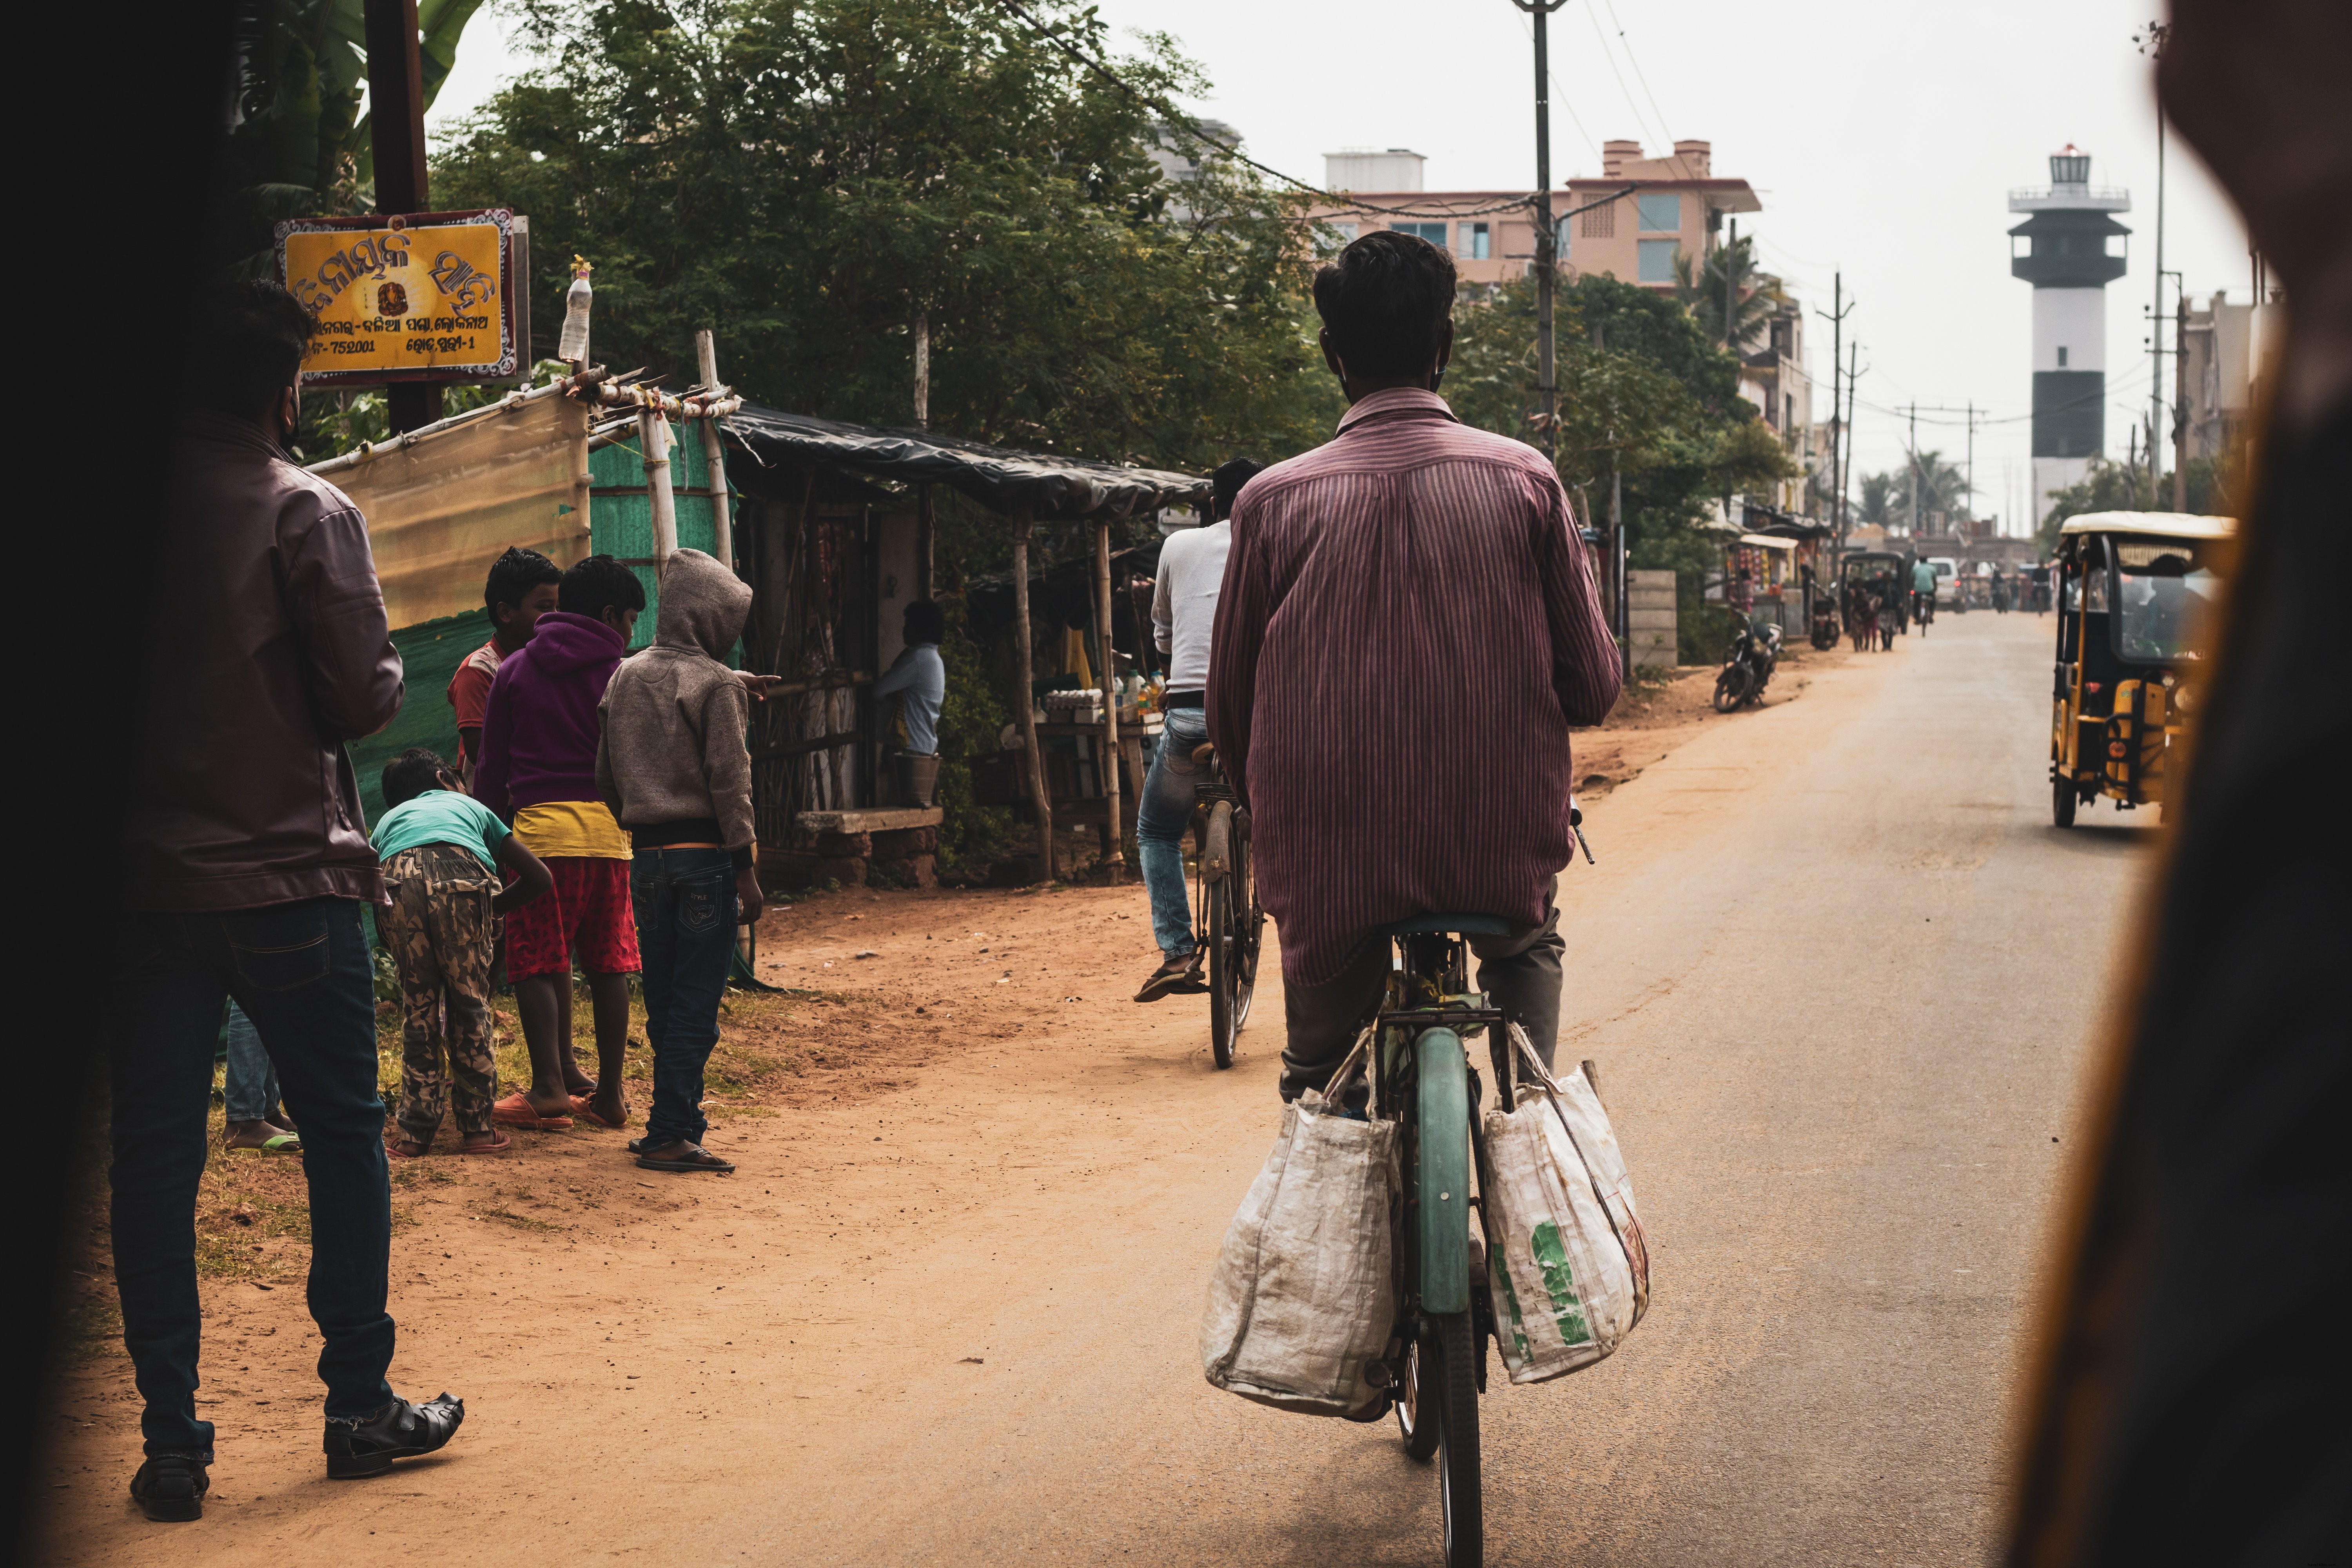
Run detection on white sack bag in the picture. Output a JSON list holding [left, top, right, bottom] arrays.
[[1200, 1034, 1399, 1417], [1479, 1025, 1651, 1384]]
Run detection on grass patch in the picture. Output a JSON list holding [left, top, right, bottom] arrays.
[[64, 1297, 125, 1361]]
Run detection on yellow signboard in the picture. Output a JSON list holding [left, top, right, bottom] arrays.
[[276, 209, 518, 385]]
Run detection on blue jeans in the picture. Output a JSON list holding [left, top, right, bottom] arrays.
[[1137, 708, 1210, 958], [116, 898, 396, 1457], [221, 1001, 279, 1123], [632, 849, 738, 1149]]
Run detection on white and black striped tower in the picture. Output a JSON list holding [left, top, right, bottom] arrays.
[[2009, 146, 2130, 523]]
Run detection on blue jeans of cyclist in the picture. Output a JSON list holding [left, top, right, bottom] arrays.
[[631, 848, 739, 1150], [1137, 706, 1210, 958]]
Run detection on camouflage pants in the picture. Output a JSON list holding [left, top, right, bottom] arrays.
[[381, 843, 500, 1142]]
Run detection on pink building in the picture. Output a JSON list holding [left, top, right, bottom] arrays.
[[1308, 140, 1760, 292]]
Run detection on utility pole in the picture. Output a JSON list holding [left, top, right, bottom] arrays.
[[2173, 290, 2190, 510], [1842, 340, 1859, 548], [363, 0, 439, 433], [1965, 401, 1975, 534], [1908, 401, 1920, 537], [1515, 0, 1570, 467], [2142, 19, 2169, 501], [1596, 322, 1626, 677], [1724, 218, 1739, 352], [1816, 275, 1853, 621]]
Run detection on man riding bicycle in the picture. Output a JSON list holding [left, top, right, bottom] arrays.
[[1132, 458, 1266, 1003], [1205, 230, 1621, 1099], [1911, 556, 1938, 622]]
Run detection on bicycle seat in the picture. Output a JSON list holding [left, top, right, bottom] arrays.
[[1380, 912, 1518, 937]]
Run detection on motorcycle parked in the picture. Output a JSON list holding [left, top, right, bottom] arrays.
[[1712, 613, 1782, 712], [1809, 595, 1840, 650]]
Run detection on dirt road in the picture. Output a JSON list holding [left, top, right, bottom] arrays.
[[44, 610, 2153, 1565]]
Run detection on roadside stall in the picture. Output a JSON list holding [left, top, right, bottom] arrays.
[[718, 406, 1209, 885], [309, 365, 740, 820]]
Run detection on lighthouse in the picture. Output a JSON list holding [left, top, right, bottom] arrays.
[[2009, 147, 2130, 522]]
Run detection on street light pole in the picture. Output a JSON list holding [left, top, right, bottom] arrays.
[[1515, 0, 1570, 469]]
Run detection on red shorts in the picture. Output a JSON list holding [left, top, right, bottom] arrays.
[[503, 857, 641, 980]]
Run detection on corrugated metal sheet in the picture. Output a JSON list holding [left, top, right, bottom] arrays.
[[588, 415, 724, 652]]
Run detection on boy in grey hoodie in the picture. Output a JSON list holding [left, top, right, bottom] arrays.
[[597, 548, 763, 1174]]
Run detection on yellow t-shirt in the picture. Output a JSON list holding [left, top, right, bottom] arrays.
[[512, 801, 633, 860]]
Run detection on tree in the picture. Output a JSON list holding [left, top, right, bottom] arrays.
[[223, 0, 489, 269], [2035, 453, 2239, 553], [1857, 469, 1902, 528], [432, 0, 1339, 487], [1671, 234, 1784, 352], [1856, 450, 1970, 531], [1446, 270, 1798, 660]]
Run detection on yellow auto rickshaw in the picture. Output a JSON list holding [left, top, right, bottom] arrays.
[[2050, 510, 2235, 827]]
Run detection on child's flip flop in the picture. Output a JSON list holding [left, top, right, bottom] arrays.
[[459, 1132, 514, 1156], [492, 1092, 574, 1131], [571, 1097, 628, 1129]]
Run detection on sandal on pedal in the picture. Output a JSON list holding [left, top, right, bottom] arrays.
[[1133, 953, 1204, 1003]]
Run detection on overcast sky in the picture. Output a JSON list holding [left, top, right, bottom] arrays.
[[433, 0, 2251, 530]]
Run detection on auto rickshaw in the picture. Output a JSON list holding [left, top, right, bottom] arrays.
[[2049, 510, 2236, 827], [1839, 548, 1914, 639]]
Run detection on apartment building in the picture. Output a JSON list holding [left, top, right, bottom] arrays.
[[1305, 140, 1760, 292], [1308, 139, 1811, 512], [2177, 289, 2285, 463]]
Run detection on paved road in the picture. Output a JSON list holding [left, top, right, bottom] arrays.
[[49, 610, 2156, 1567], [742, 610, 2155, 1567]]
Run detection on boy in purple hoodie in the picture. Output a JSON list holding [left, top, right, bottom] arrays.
[[473, 554, 644, 1131]]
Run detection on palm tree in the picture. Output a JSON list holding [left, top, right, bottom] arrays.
[[1672, 235, 1784, 353], [1857, 454, 1972, 532], [1905, 448, 1972, 529]]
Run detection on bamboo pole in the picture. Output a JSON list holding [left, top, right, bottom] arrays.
[[1094, 520, 1123, 881], [1009, 503, 1054, 883], [694, 329, 734, 572], [641, 408, 677, 579]]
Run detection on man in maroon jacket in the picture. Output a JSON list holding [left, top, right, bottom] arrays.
[[1207, 231, 1622, 1100], [119, 283, 463, 1521]]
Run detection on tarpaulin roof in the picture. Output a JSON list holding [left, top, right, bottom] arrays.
[[721, 403, 1211, 523]]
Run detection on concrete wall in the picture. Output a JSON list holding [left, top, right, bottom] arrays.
[[1628, 568, 1677, 670]]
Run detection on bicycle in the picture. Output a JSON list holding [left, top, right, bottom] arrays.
[[1190, 744, 1263, 1070], [1319, 912, 1521, 1568]]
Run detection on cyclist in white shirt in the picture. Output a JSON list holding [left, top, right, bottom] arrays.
[[1133, 459, 1262, 1001]]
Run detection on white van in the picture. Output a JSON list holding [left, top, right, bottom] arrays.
[[1924, 557, 1959, 605]]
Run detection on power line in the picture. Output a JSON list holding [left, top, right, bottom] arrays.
[[991, 0, 1533, 219], [1598, 0, 1680, 155], [1512, 9, 1604, 168], [1580, 1, 1669, 155]]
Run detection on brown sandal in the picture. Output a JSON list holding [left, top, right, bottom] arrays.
[[635, 1142, 735, 1174]]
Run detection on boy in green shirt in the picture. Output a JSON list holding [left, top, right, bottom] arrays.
[[372, 748, 553, 1156]]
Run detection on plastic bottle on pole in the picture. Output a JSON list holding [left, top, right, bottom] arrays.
[[558, 256, 594, 364]]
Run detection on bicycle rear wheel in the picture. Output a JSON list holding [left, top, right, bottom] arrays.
[[1395, 1321, 1441, 1461], [1208, 876, 1237, 1069], [1432, 1309, 1483, 1568]]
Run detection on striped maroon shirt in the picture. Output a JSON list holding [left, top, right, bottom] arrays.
[[1207, 388, 1621, 987]]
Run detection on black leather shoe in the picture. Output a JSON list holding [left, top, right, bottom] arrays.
[[129, 1453, 210, 1522], [323, 1392, 464, 1479]]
